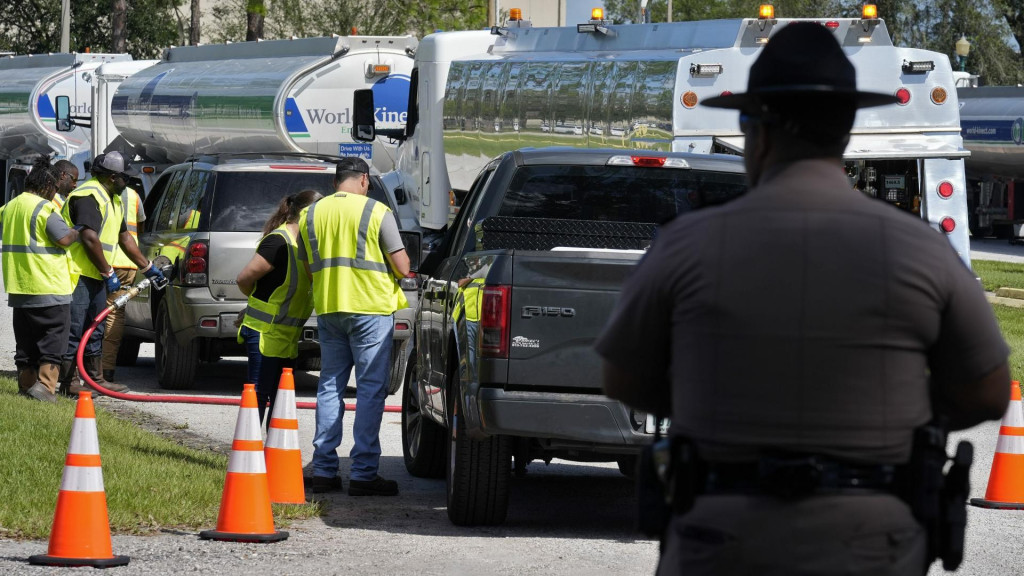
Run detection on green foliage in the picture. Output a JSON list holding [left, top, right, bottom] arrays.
[[208, 0, 486, 42], [0, 0, 186, 58]]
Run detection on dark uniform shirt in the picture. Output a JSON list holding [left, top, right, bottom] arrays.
[[597, 159, 1008, 465]]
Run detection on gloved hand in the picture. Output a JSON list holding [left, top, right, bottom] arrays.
[[142, 261, 167, 285], [103, 271, 121, 293]]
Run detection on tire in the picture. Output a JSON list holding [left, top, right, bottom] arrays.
[[155, 300, 199, 390], [401, 356, 445, 478], [446, 370, 511, 526], [387, 345, 405, 396], [115, 337, 141, 366], [296, 354, 321, 371]]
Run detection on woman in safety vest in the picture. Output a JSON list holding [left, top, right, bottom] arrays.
[[237, 189, 323, 425]]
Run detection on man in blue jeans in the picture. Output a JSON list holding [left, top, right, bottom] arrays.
[[299, 157, 410, 495]]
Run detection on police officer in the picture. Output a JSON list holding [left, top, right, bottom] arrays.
[[237, 189, 322, 426], [597, 23, 1010, 575], [59, 151, 166, 395], [299, 157, 410, 495], [101, 184, 145, 383], [2, 157, 78, 402]]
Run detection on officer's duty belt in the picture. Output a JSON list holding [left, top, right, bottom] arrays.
[[702, 456, 899, 498]]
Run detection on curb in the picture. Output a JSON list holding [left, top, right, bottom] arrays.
[[995, 287, 1024, 300], [987, 291, 1024, 309]]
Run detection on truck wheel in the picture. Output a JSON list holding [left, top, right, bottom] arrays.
[[155, 300, 199, 390], [402, 356, 445, 478], [115, 337, 141, 366], [446, 374, 511, 526]]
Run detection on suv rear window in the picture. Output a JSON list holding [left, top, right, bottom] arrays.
[[498, 165, 746, 224], [207, 171, 390, 232]]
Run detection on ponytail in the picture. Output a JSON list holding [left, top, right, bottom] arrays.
[[261, 189, 324, 236]]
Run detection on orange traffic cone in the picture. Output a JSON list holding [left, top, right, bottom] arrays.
[[200, 383, 288, 542], [971, 380, 1024, 509], [265, 368, 306, 504], [29, 392, 129, 568]]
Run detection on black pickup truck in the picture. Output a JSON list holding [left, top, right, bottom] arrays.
[[398, 148, 747, 525]]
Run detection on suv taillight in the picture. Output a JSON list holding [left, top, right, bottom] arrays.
[[480, 286, 511, 358], [183, 240, 209, 286]]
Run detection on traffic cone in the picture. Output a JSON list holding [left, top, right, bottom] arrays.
[[29, 392, 129, 568], [265, 368, 306, 504], [971, 381, 1024, 509], [200, 383, 288, 542]]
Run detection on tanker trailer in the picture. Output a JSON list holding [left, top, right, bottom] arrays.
[[957, 86, 1024, 239], [0, 52, 132, 203], [110, 35, 416, 192]]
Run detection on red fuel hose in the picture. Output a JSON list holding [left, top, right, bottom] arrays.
[[76, 278, 400, 412]]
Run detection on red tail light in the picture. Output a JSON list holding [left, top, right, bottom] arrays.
[[183, 241, 209, 286], [480, 286, 511, 358]]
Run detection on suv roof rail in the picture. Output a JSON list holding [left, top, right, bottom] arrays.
[[186, 151, 346, 165]]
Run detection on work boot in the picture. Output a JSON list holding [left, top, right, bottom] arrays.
[[26, 382, 57, 403], [103, 369, 115, 383], [38, 363, 61, 396], [17, 367, 38, 396], [348, 476, 399, 496], [85, 355, 129, 393], [58, 359, 93, 397]]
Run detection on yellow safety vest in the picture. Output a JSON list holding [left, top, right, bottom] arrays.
[[238, 225, 313, 359], [111, 187, 142, 269], [300, 193, 407, 315], [61, 178, 123, 281], [52, 193, 65, 210], [1, 191, 75, 295], [463, 277, 485, 323]]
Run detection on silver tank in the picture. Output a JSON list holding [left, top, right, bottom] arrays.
[[958, 86, 1024, 179], [112, 36, 416, 168]]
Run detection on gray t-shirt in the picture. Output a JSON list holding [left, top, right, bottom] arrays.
[[596, 159, 1009, 464]]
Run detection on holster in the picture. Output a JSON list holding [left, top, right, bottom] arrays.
[[635, 433, 701, 538], [900, 418, 972, 571]]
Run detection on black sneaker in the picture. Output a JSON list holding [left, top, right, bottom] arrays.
[[308, 475, 343, 494], [348, 476, 399, 496]]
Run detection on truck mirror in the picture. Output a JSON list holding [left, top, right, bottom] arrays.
[[353, 89, 375, 142], [395, 187, 407, 205], [55, 95, 72, 132], [399, 230, 422, 272]]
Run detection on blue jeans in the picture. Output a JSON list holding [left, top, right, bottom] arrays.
[[311, 312, 393, 481], [66, 276, 107, 360], [240, 325, 294, 427]]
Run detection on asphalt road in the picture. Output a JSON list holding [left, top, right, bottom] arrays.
[[1, 236, 1023, 574]]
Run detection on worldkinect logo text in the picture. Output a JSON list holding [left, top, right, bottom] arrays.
[[306, 108, 351, 125]]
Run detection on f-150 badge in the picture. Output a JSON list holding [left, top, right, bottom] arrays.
[[521, 306, 575, 319]]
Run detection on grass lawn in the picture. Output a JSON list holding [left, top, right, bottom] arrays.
[[994, 305, 1024, 380], [972, 259, 1024, 292], [0, 380, 320, 539]]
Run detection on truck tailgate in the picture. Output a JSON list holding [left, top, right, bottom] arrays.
[[505, 250, 641, 392]]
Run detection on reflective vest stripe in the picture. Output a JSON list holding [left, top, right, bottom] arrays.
[[112, 188, 141, 269], [1, 193, 75, 295], [306, 201, 388, 274], [2, 244, 64, 255], [62, 181, 122, 280], [243, 305, 306, 327]]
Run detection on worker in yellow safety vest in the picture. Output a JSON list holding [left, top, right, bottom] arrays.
[[299, 156, 410, 496], [1, 157, 79, 402], [237, 189, 322, 426], [101, 185, 145, 383], [59, 152, 166, 396]]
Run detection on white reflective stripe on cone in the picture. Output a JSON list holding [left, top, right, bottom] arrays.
[[270, 390, 297, 419], [232, 408, 262, 441], [1003, 400, 1024, 428], [266, 429, 300, 450], [60, 466, 105, 492], [228, 449, 268, 474], [68, 419, 100, 455], [996, 434, 1024, 455]]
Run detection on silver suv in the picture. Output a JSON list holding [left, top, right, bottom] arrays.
[[121, 154, 418, 390]]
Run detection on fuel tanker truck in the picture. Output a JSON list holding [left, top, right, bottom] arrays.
[[107, 34, 417, 192], [0, 52, 132, 202], [957, 86, 1024, 239], [354, 5, 973, 264]]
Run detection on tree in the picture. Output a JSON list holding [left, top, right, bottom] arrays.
[[112, 0, 127, 52], [246, 0, 265, 40], [0, 0, 186, 58], [190, 0, 200, 45]]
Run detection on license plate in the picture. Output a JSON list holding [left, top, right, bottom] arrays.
[[644, 414, 670, 435]]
